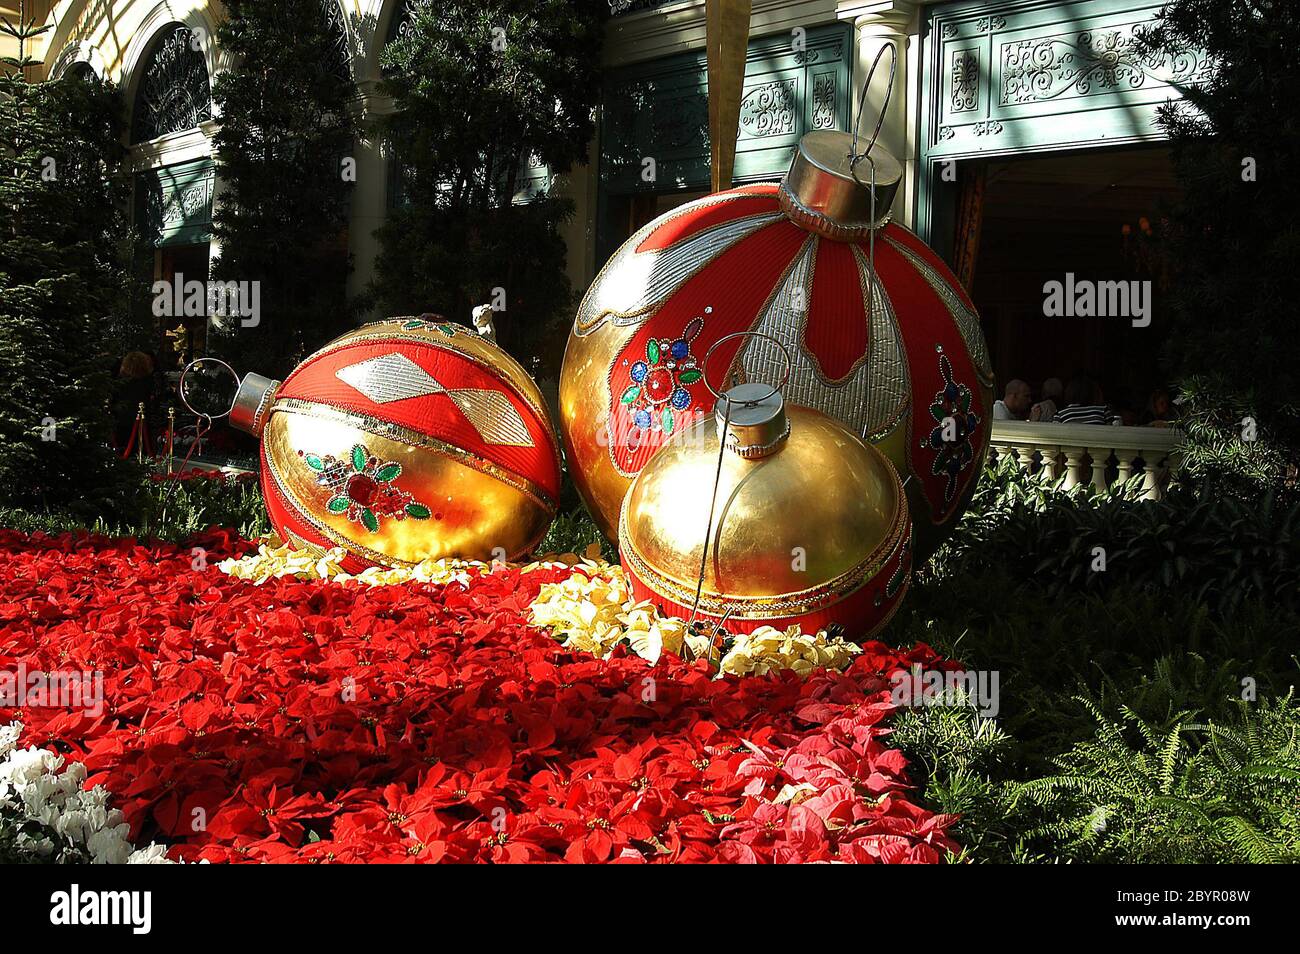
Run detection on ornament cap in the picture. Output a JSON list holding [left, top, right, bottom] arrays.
[[778, 130, 901, 241], [716, 383, 789, 459], [230, 372, 280, 437]]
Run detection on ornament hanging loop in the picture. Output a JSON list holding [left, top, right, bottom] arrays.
[[846, 43, 896, 328], [700, 331, 793, 404], [177, 357, 241, 426], [848, 42, 897, 183]]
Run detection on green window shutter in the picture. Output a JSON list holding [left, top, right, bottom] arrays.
[[601, 22, 853, 195]]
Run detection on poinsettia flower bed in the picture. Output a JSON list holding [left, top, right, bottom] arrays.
[[0, 529, 959, 863]]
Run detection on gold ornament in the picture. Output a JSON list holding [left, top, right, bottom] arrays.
[[230, 317, 562, 571], [618, 382, 911, 641]]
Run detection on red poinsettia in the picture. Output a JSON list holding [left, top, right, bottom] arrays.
[[0, 528, 959, 863]]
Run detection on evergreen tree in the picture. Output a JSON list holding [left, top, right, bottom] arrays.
[[209, 0, 361, 378], [1139, 1, 1300, 479], [0, 19, 139, 516], [372, 0, 604, 370]]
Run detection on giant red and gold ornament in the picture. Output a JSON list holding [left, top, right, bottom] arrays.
[[619, 381, 911, 640], [229, 317, 561, 572], [560, 129, 994, 559]]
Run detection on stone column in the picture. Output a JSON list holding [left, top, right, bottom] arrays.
[[837, 0, 919, 227], [346, 91, 390, 320], [554, 136, 600, 295]]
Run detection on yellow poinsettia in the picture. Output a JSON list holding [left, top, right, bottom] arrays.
[[222, 538, 858, 679], [527, 563, 856, 677], [717, 625, 860, 678], [218, 535, 482, 587]]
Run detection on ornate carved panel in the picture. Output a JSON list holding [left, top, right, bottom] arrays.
[[131, 24, 212, 144], [922, 0, 1208, 163], [1000, 21, 1210, 105], [812, 72, 837, 130], [136, 159, 215, 248], [738, 80, 798, 139], [950, 49, 980, 113]]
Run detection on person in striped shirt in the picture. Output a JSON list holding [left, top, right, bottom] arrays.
[[1053, 375, 1120, 426]]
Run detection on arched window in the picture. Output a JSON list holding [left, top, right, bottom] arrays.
[[385, 0, 417, 48], [321, 1, 352, 83], [131, 24, 212, 144], [63, 61, 95, 82]]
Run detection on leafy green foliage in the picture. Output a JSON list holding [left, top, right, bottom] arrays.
[[890, 459, 1300, 862], [0, 68, 141, 517], [1170, 375, 1296, 497], [0, 813, 89, 865], [537, 505, 615, 562], [936, 457, 1300, 614], [898, 694, 1300, 864], [207, 0, 361, 378], [369, 0, 604, 372], [1010, 697, 1300, 863], [1136, 1, 1300, 466], [0, 473, 268, 544]]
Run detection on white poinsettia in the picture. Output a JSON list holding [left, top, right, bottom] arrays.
[[0, 722, 176, 865], [219, 534, 484, 587]]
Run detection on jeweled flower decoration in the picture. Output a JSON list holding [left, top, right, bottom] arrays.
[[400, 318, 457, 336], [924, 350, 980, 503], [619, 315, 705, 435], [301, 444, 431, 533]]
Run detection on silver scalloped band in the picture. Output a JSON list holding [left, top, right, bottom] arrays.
[[778, 181, 892, 242]]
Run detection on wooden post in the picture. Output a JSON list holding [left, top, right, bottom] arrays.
[[706, 0, 752, 193]]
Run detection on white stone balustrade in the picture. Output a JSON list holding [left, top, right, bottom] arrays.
[[988, 421, 1184, 500]]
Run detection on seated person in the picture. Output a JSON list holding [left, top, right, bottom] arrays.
[[1142, 387, 1177, 427], [993, 379, 1032, 420], [1053, 375, 1120, 425], [1028, 377, 1064, 423]]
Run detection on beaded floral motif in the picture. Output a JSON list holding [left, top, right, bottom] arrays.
[[400, 317, 458, 336], [923, 349, 980, 503], [619, 315, 705, 436], [301, 444, 431, 533]]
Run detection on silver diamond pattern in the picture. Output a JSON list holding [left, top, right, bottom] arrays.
[[336, 352, 444, 403], [575, 206, 782, 335], [335, 352, 535, 447]]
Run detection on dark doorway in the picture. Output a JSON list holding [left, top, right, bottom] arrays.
[[958, 146, 1180, 422], [157, 242, 211, 370]]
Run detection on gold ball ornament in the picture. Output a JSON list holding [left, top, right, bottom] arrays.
[[560, 130, 993, 561], [230, 317, 561, 572], [619, 382, 912, 641]]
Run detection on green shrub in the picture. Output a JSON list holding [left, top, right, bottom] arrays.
[[0, 472, 269, 543], [0, 66, 142, 517], [936, 457, 1300, 615], [890, 457, 1300, 862], [1010, 697, 1300, 863], [537, 505, 615, 562], [896, 693, 1300, 864]]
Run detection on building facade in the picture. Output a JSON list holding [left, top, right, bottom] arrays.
[[31, 0, 1198, 407]]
